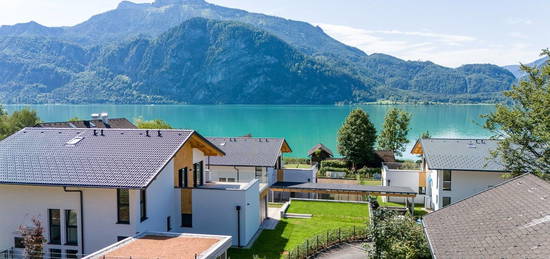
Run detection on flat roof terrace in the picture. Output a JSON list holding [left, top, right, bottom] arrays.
[[84, 232, 231, 259], [271, 182, 417, 197]]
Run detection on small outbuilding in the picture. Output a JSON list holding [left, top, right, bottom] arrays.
[[307, 143, 334, 164]]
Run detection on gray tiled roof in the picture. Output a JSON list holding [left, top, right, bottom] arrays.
[[420, 138, 507, 171], [37, 118, 136, 128], [423, 174, 550, 258], [206, 137, 285, 167], [0, 128, 194, 188]]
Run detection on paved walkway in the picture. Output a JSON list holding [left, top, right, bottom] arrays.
[[314, 243, 368, 259], [261, 206, 284, 230]]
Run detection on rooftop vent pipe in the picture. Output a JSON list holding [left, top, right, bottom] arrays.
[[146, 130, 150, 137], [158, 130, 162, 137]]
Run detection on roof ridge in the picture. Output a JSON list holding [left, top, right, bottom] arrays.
[[23, 127, 194, 132]]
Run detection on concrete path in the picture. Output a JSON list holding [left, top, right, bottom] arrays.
[[261, 206, 284, 230], [314, 243, 368, 259]]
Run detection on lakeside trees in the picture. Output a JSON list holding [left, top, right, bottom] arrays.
[[377, 108, 412, 157], [337, 108, 377, 168], [0, 106, 41, 140], [135, 118, 173, 129], [483, 49, 550, 178]]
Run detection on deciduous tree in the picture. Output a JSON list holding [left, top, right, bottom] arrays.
[[377, 108, 411, 157], [135, 118, 173, 129], [483, 50, 550, 178], [19, 217, 47, 259], [337, 108, 377, 168]]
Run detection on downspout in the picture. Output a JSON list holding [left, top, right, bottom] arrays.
[[63, 187, 84, 255], [234, 166, 240, 182], [235, 206, 241, 247]]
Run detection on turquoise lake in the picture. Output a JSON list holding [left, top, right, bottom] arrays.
[[4, 104, 496, 159]]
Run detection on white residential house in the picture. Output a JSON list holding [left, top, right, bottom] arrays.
[[381, 162, 425, 204], [0, 127, 263, 258], [411, 138, 508, 211]]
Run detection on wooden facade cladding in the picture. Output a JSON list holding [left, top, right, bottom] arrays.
[[269, 187, 416, 198], [276, 169, 284, 182], [172, 132, 225, 215], [419, 171, 427, 187]]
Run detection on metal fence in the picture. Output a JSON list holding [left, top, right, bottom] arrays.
[[284, 225, 369, 259]]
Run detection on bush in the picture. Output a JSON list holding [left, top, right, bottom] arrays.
[[321, 159, 349, 169], [319, 166, 349, 175], [283, 157, 310, 165], [368, 210, 431, 259], [356, 167, 381, 177]]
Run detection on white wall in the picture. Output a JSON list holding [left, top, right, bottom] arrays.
[[283, 168, 316, 183], [189, 181, 260, 247], [430, 170, 506, 210], [136, 160, 177, 234], [0, 185, 138, 256], [381, 167, 424, 204], [208, 166, 256, 183]]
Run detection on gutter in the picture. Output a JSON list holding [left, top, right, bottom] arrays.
[[63, 187, 85, 255], [235, 206, 241, 247], [234, 166, 240, 182], [421, 219, 437, 259]]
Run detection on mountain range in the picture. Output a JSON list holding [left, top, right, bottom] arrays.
[[0, 0, 519, 104]]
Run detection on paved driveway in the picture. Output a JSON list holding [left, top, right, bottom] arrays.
[[314, 243, 367, 259]]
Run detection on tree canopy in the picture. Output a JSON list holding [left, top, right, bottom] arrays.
[[0, 106, 41, 140], [483, 49, 550, 178], [135, 118, 173, 129], [377, 108, 412, 156], [337, 108, 377, 168]]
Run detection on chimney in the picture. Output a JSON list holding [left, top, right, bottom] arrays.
[[93, 129, 97, 136], [100, 112, 109, 126], [100, 129, 104, 136]]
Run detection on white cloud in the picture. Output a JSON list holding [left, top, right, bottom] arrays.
[[507, 18, 534, 25], [317, 23, 538, 67]]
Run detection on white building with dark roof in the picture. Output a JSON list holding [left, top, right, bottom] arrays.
[[411, 138, 509, 210], [0, 127, 261, 258], [423, 173, 550, 258]]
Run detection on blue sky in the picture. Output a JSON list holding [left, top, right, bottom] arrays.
[[0, 0, 547, 67]]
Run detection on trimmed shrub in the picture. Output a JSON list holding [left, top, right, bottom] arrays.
[[321, 159, 349, 169], [319, 166, 349, 175], [283, 157, 310, 165]]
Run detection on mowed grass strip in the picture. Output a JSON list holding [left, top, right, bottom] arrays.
[[228, 200, 369, 259]]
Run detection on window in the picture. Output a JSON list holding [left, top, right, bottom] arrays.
[[117, 189, 130, 224], [193, 161, 204, 187], [227, 178, 236, 182], [14, 237, 24, 248], [219, 177, 227, 182], [181, 213, 192, 228], [48, 209, 61, 244], [117, 236, 128, 242], [178, 167, 188, 188], [65, 249, 78, 259], [418, 187, 426, 195], [255, 167, 262, 178], [140, 189, 147, 222], [442, 170, 452, 191], [65, 210, 78, 245], [167, 216, 171, 231], [442, 197, 451, 207], [50, 249, 62, 259]]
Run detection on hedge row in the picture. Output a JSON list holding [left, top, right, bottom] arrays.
[[283, 157, 311, 165], [320, 159, 349, 168]]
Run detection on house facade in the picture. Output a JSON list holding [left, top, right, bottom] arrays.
[[411, 138, 508, 211], [381, 162, 425, 204], [0, 128, 261, 258]]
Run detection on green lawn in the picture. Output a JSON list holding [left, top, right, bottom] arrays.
[[284, 164, 312, 169], [376, 196, 428, 217], [361, 179, 381, 186], [228, 200, 369, 259]]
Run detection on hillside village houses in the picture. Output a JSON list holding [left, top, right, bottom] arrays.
[[0, 118, 543, 258]]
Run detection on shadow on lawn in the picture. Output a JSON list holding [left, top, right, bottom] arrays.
[[228, 221, 290, 259]]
